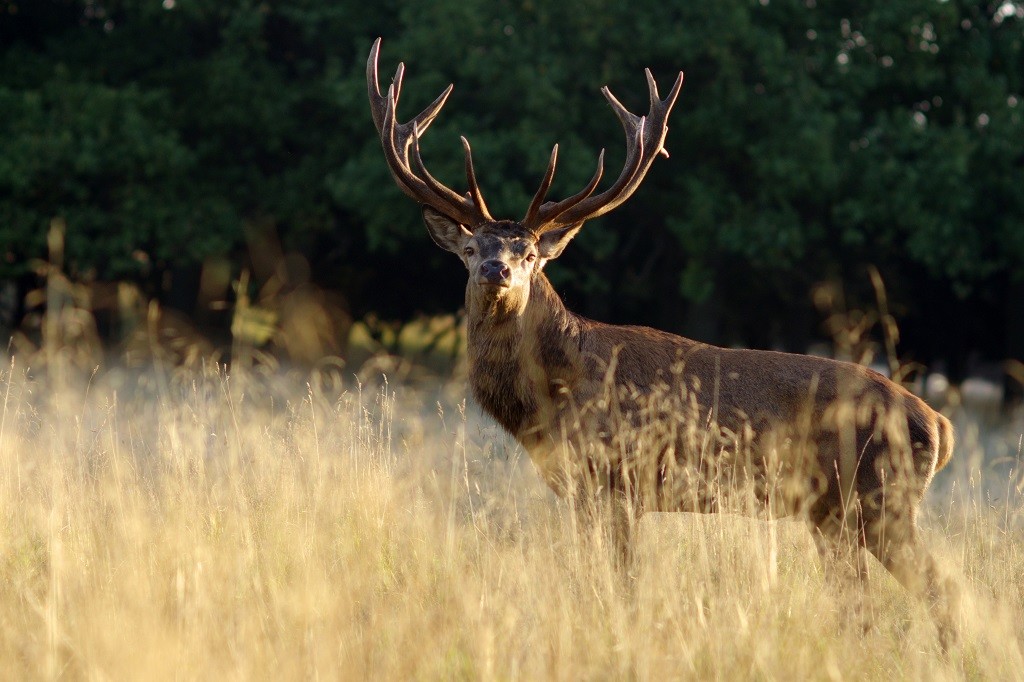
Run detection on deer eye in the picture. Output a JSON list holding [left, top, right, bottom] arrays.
[[525, 253, 537, 263], [463, 246, 475, 257]]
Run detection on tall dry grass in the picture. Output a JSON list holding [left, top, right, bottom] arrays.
[[0, 358, 1022, 680]]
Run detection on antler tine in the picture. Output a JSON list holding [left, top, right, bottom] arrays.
[[367, 38, 386, 132], [525, 69, 685, 230], [461, 137, 493, 221], [525, 149, 606, 233], [379, 83, 425, 200], [645, 68, 660, 109], [408, 129, 486, 218], [370, 40, 452, 138], [523, 145, 559, 227], [408, 81, 453, 139], [392, 62, 405, 110], [603, 85, 644, 139], [367, 38, 490, 228], [651, 70, 684, 158]]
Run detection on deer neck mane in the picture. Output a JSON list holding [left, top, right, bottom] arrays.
[[464, 272, 582, 439]]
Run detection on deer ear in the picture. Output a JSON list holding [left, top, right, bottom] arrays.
[[422, 206, 473, 253], [537, 223, 583, 261]]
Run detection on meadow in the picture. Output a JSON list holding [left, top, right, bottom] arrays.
[[0, 352, 1021, 681]]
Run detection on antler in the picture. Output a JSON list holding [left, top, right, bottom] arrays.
[[367, 38, 493, 227], [522, 69, 685, 233]]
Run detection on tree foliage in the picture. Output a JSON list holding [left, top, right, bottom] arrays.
[[1, 0, 1022, 368]]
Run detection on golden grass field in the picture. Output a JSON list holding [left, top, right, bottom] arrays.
[[0, 354, 1022, 681]]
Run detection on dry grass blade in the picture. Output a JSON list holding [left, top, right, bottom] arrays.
[[0, 361, 1021, 680]]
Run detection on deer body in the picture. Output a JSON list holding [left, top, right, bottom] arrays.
[[367, 39, 958, 647], [464, 255, 951, 513]]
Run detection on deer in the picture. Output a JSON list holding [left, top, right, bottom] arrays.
[[367, 38, 959, 646]]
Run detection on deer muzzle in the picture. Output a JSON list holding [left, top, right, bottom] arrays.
[[478, 259, 511, 287]]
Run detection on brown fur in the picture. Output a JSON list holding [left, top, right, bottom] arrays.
[[465, 267, 953, 509]]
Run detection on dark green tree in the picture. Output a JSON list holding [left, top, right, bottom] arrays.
[[1, 0, 1021, 384]]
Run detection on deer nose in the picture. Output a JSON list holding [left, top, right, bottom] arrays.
[[479, 259, 511, 285]]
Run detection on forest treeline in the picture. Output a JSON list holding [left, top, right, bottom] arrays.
[[0, 0, 1022, 390]]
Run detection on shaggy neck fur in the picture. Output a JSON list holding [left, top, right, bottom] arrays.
[[464, 271, 583, 441]]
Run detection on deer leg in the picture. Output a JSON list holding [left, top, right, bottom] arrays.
[[861, 499, 960, 651], [570, 482, 642, 580], [808, 479, 871, 582], [810, 519, 870, 584], [609, 490, 642, 576], [809, 504, 874, 634]]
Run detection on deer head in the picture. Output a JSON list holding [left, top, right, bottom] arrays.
[[367, 38, 684, 314]]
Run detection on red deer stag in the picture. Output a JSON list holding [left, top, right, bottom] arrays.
[[367, 38, 958, 646]]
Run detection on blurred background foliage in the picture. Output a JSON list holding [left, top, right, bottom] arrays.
[[0, 0, 1022, 391]]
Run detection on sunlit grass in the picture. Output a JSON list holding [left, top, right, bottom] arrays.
[[0, 360, 1021, 680]]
